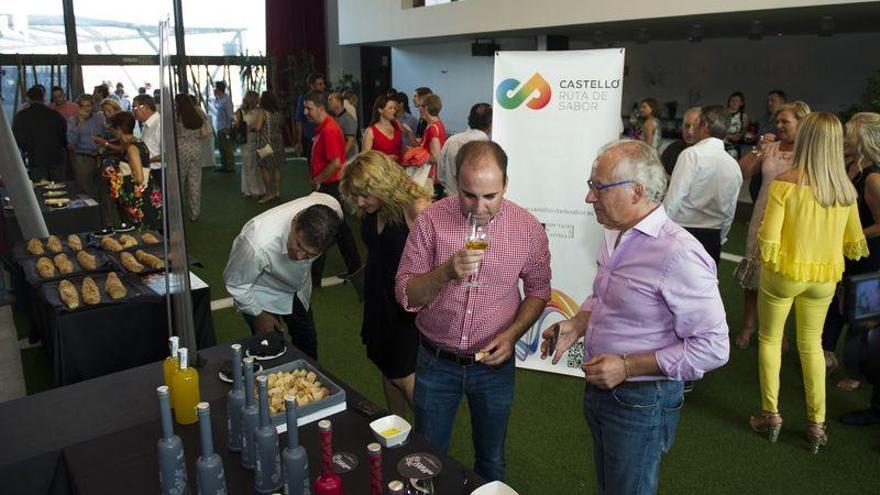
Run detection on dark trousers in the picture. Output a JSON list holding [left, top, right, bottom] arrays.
[[822, 290, 846, 352], [242, 297, 318, 360], [685, 227, 721, 267], [311, 181, 362, 282], [217, 130, 235, 170]]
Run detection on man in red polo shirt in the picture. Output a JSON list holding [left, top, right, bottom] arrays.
[[303, 90, 362, 285]]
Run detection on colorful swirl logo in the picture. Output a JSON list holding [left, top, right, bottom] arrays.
[[515, 289, 581, 361], [495, 73, 552, 110]]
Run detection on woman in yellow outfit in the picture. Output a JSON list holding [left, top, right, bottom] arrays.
[[751, 111, 869, 453]]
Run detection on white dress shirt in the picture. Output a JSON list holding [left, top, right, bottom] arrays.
[[141, 112, 162, 170], [223, 192, 343, 316], [663, 137, 742, 242], [437, 128, 489, 194]]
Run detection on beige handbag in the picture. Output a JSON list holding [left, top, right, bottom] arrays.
[[256, 111, 274, 159]]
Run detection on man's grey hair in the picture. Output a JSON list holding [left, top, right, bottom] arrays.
[[683, 106, 701, 120], [595, 139, 667, 204], [700, 105, 729, 139]]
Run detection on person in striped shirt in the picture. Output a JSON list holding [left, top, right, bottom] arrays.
[[395, 140, 551, 482]]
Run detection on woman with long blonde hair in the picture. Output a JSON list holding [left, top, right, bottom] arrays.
[[340, 151, 431, 417], [734, 101, 811, 349], [751, 112, 868, 453]]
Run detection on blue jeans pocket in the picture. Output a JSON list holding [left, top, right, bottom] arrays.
[[416, 345, 438, 371], [611, 386, 659, 409], [660, 393, 684, 453]]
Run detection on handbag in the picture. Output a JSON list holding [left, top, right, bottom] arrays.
[[256, 111, 274, 159], [234, 109, 247, 144]]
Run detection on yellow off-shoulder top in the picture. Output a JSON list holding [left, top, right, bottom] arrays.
[[758, 180, 869, 283]]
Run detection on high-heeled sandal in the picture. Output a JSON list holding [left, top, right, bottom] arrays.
[[836, 378, 861, 391], [749, 412, 783, 443], [735, 327, 755, 349], [824, 351, 839, 374], [806, 422, 828, 454]]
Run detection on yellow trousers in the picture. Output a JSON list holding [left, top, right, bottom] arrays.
[[757, 268, 835, 423]]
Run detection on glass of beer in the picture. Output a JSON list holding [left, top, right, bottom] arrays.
[[465, 213, 489, 287]]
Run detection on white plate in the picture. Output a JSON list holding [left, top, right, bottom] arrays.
[[471, 481, 519, 495]]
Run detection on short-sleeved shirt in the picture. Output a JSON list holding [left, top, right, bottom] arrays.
[[334, 110, 359, 161], [310, 116, 346, 184], [295, 94, 317, 142]]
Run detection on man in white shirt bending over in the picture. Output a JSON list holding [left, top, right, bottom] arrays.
[[437, 103, 492, 195], [664, 105, 742, 267], [223, 192, 343, 359]]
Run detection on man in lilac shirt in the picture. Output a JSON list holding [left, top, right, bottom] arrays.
[[542, 139, 729, 495]]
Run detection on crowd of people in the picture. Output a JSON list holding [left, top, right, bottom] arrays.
[[219, 76, 880, 494], [13, 72, 880, 493]]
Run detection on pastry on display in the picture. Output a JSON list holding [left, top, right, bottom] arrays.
[[118, 234, 138, 249], [26, 237, 44, 256], [135, 249, 164, 270], [264, 369, 331, 413], [44, 198, 70, 207], [76, 250, 98, 271], [120, 252, 144, 273], [46, 235, 63, 253], [141, 232, 160, 245], [54, 253, 75, 274], [101, 236, 124, 252], [67, 234, 83, 252], [104, 272, 127, 299], [36, 257, 56, 279], [59, 280, 80, 309], [82, 277, 101, 305]]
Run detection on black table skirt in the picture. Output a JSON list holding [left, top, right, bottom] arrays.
[[0, 337, 482, 494], [36, 283, 216, 386]]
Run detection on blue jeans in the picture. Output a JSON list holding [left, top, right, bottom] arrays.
[[583, 380, 684, 495], [413, 345, 515, 482]]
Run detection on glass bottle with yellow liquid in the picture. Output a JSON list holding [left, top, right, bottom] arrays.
[[162, 336, 180, 394], [171, 347, 200, 425]]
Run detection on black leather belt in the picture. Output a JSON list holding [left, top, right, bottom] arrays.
[[420, 338, 477, 366], [76, 152, 96, 158]]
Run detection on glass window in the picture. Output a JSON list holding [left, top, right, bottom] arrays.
[[81, 65, 160, 110], [73, 0, 175, 55], [0, 2, 68, 54], [184, 64, 267, 124], [1, 65, 69, 122], [182, 0, 265, 56]]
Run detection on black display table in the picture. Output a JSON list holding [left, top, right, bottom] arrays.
[[0, 337, 483, 494], [0, 181, 102, 251], [35, 272, 216, 386]]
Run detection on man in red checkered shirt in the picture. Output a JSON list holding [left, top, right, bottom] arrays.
[[395, 140, 551, 482]]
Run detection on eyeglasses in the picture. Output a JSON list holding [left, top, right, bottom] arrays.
[[587, 179, 636, 193]]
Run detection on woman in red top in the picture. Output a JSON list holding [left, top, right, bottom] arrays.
[[411, 94, 447, 196], [363, 95, 403, 163]]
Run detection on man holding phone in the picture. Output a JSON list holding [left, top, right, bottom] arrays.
[[542, 139, 729, 495], [223, 192, 342, 360]]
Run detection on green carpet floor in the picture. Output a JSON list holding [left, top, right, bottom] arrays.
[[16, 154, 880, 494]]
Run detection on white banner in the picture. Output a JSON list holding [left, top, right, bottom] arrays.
[[493, 49, 625, 376]]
